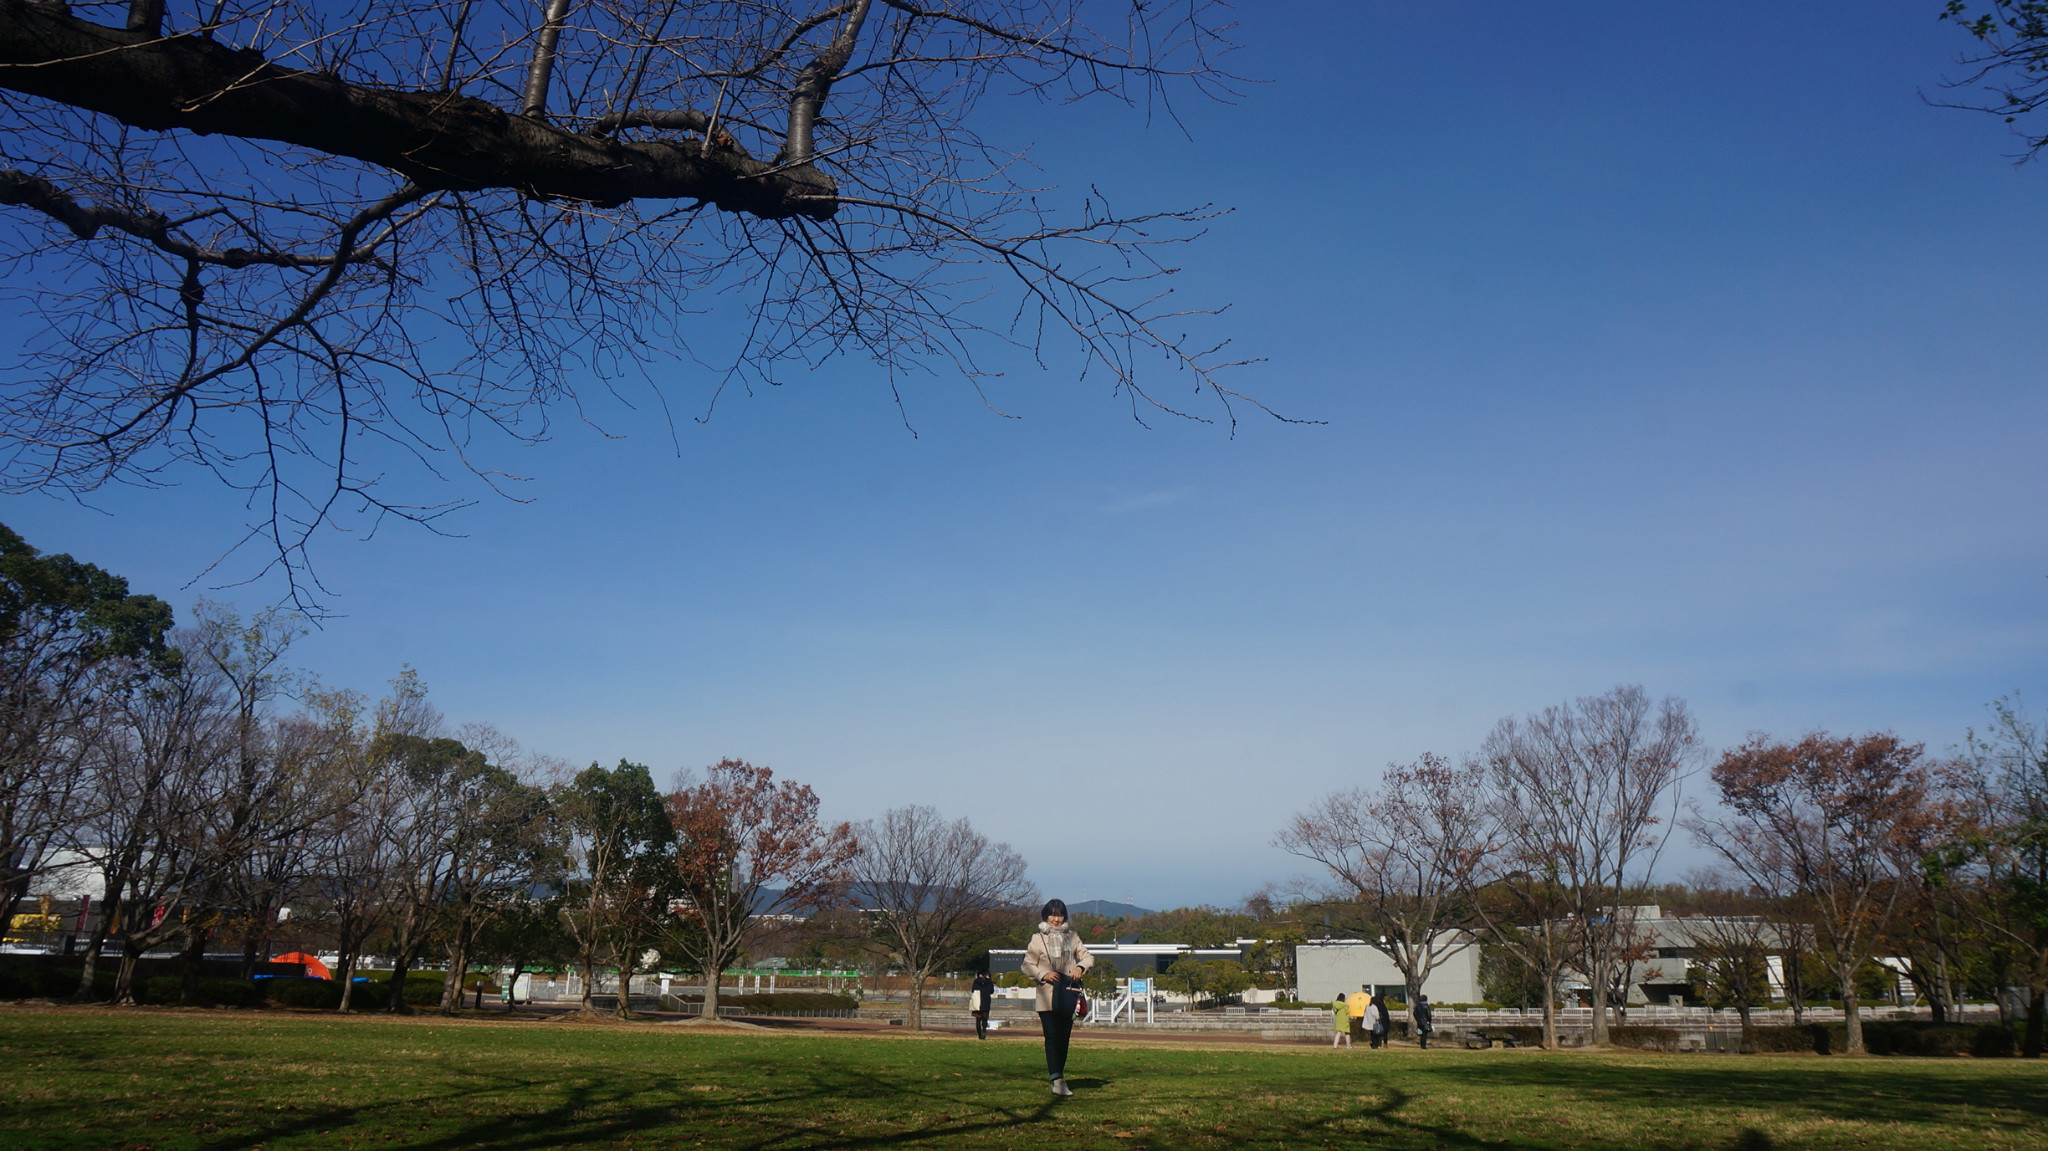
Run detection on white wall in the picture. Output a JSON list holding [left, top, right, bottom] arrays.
[[1296, 938, 1481, 1004]]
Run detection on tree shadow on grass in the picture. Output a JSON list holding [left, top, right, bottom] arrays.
[[1416, 1054, 2048, 1129]]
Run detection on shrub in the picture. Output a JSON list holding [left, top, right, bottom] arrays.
[[0, 969, 34, 999], [1609, 1026, 1684, 1051], [676, 992, 858, 1013], [399, 975, 449, 1006], [1971, 1024, 2016, 1058], [340, 981, 391, 1010], [136, 975, 263, 1006], [1742, 1024, 1831, 1055], [264, 978, 344, 1009], [1738, 1020, 2015, 1057]]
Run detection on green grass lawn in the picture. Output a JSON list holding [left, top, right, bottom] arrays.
[[2, 1008, 2044, 1151]]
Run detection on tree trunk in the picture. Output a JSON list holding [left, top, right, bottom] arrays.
[[2025, 982, 2046, 1060], [907, 972, 925, 1031], [72, 897, 116, 1001], [579, 955, 598, 1014], [113, 940, 142, 1006], [337, 955, 357, 1012], [1588, 957, 1611, 1047], [440, 929, 470, 1015], [700, 967, 723, 1019], [1838, 962, 1865, 1055], [614, 952, 640, 1021], [1786, 948, 1805, 1026], [176, 918, 207, 1005], [1538, 966, 1559, 1050], [386, 949, 416, 1014]]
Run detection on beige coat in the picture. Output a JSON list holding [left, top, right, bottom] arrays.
[[1020, 923, 1095, 1012]]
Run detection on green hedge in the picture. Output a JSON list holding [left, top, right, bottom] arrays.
[[138, 976, 265, 1007], [681, 992, 858, 1012], [1609, 1026, 1684, 1051], [264, 978, 344, 1009], [1740, 1021, 2014, 1056], [0, 967, 114, 1000]]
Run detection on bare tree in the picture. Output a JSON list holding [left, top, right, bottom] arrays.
[[0, 1, 1264, 600], [1689, 732, 1936, 1055], [1478, 686, 1696, 1046], [1685, 910, 1780, 1032], [664, 758, 856, 1019], [1958, 695, 2048, 1056], [850, 804, 1032, 1030], [1278, 753, 1487, 1014], [83, 650, 234, 1005]]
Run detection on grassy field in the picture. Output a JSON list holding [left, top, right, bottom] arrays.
[[2, 1008, 2044, 1151]]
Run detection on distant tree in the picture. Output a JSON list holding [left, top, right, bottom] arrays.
[[1278, 753, 1487, 1013], [556, 759, 674, 1018], [664, 759, 856, 1019], [849, 804, 1032, 1030], [1686, 914, 1777, 1028], [1161, 957, 1250, 1009], [1479, 686, 1696, 1046], [430, 736, 556, 1015], [1689, 732, 1936, 1055], [1958, 696, 2048, 1056], [0, 522, 173, 929]]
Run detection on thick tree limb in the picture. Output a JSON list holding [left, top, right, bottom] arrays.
[[0, 2, 835, 218], [0, 168, 384, 268]]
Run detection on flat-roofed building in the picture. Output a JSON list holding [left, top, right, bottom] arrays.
[[1295, 936, 1482, 1004]]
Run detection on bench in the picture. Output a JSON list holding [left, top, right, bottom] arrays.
[[1462, 1029, 1522, 1049]]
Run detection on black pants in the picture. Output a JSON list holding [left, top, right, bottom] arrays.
[[1037, 1010, 1073, 1080], [973, 1013, 988, 1040]]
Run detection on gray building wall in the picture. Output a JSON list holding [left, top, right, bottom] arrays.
[[1296, 937, 1481, 1004]]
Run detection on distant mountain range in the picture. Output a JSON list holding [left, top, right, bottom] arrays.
[[1067, 899, 1153, 919]]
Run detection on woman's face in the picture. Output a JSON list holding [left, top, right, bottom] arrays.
[[1046, 914, 1066, 929]]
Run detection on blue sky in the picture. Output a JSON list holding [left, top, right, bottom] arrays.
[[7, 1, 2046, 908]]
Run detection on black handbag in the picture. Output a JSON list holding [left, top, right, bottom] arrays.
[[1052, 974, 1086, 1018]]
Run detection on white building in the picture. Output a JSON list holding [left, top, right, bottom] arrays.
[[1296, 936, 1482, 1004]]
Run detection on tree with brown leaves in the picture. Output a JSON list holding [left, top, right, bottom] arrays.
[[664, 758, 856, 1020], [1689, 732, 1936, 1055]]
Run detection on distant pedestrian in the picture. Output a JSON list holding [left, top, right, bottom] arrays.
[[1413, 992, 1434, 1050], [1331, 994, 1352, 1048], [970, 972, 996, 1040], [1371, 993, 1392, 1049], [1022, 899, 1093, 1098], [1346, 985, 1369, 1045]]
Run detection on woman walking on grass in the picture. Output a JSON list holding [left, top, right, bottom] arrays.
[[1332, 994, 1353, 1048], [1021, 899, 1093, 1097], [969, 971, 995, 1040]]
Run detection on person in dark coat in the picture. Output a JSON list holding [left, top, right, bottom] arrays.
[[1413, 992, 1435, 1049], [969, 971, 996, 1040], [1371, 992, 1392, 1048]]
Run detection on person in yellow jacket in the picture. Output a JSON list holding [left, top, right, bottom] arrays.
[[1346, 985, 1370, 1046]]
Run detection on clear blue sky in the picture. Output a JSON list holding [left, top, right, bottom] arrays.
[[7, 1, 2045, 908]]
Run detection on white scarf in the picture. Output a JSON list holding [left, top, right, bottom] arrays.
[[1038, 922, 1073, 968]]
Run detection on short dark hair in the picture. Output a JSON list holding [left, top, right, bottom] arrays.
[[1041, 898, 1068, 919]]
